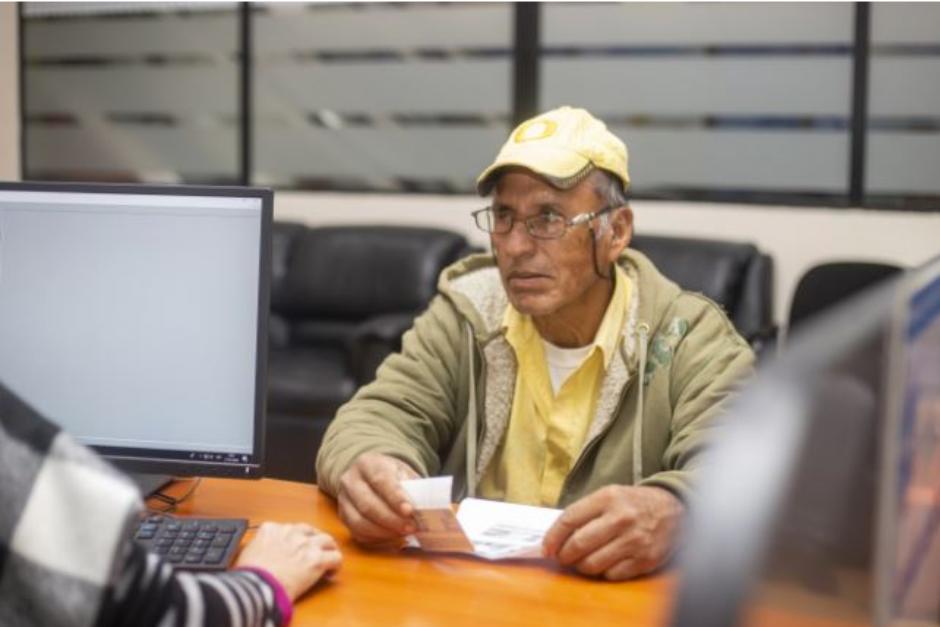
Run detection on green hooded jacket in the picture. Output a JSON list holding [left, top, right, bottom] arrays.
[[316, 249, 755, 507]]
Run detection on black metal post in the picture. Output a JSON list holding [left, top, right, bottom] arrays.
[[512, 3, 540, 126], [238, 2, 253, 186], [18, 2, 26, 180], [849, 2, 871, 207]]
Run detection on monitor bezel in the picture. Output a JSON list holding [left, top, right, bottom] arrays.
[[0, 180, 272, 479]]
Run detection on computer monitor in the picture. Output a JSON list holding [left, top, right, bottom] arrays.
[[876, 263, 940, 625], [670, 257, 940, 626], [0, 181, 271, 480]]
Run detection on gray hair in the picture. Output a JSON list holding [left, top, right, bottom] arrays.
[[589, 169, 629, 234]]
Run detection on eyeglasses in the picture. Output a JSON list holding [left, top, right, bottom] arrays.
[[472, 205, 617, 240]]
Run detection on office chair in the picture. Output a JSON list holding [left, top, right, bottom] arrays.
[[788, 261, 904, 330], [630, 234, 777, 353]]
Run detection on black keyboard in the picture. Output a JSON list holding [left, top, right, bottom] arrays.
[[133, 515, 248, 571]]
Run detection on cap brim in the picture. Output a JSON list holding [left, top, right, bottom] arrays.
[[476, 144, 592, 196]]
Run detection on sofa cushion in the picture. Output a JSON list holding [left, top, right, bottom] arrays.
[[266, 348, 357, 416]]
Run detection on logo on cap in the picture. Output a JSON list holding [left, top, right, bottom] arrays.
[[513, 119, 557, 143]]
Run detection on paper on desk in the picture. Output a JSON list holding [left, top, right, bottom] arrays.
[[401, 476, 562, 560]]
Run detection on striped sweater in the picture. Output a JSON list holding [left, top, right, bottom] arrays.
[[0, 381, 286, 627]]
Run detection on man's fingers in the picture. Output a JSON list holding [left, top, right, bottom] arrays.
[[344, 475, 414, 534], [361, 460, 416, 517], [602, 557, 646, 581], [556, 515, 623, 567], [338, 494, 402, 544], [543, 491, 608, 557], [571, 532, 639, 576]]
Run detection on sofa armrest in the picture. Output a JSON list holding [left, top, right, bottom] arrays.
[[347, 312, 419, 385]]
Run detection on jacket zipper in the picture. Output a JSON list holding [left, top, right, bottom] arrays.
[[463, 335, 488, 499], [557, 386, 632, 503], [556, 324, 648, 504]]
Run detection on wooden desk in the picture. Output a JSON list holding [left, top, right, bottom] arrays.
[[155, 478, 675, 626]]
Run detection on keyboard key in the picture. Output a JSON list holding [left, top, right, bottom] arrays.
[[205, 549, 225, 564]]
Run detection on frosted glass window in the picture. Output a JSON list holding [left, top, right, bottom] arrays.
[[252, 3, 513, 192], [866, 3, 940, 203], [542, 2, 854, 198], [22, 2, 239, 184]]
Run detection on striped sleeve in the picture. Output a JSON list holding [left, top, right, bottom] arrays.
[[97, 542, 283, 627]]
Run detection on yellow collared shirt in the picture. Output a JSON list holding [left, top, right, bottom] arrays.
[[478, 266, 631, 506]]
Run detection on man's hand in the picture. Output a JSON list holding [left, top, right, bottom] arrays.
[[542, 485, 684, 581], [337, 452, 420, 545], [235, 522, 342, 601]]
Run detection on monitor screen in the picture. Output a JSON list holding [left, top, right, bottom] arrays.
[[0, 182, 271, 478]]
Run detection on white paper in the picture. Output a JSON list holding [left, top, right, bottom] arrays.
[[457, 497, 563, 560], [401, 476, 562, 560]]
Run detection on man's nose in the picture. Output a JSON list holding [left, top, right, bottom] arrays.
[[496, 218, 537, 256]]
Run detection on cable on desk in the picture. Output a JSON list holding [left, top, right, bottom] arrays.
[[147, 477, 202, 514]]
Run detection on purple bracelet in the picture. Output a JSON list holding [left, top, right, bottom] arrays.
[[237, 566, 294, 626]]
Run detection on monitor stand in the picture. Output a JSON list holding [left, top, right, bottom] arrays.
[[129, 472, 173, 498]]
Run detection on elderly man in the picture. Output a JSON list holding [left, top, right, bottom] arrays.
[[316, 106, 754, 580]]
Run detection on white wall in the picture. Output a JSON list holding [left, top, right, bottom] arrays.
[[0, 3, 19, 181], [274, 191, 940, 327]]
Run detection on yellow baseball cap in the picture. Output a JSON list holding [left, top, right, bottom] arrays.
[[476, 106, 630, 196]]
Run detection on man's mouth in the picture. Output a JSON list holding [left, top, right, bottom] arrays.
[[507, 271, 552, 288]]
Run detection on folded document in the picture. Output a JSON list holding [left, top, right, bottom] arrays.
[[401, 476, 562, 560]]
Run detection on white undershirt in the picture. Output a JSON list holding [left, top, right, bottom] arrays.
[[541, 339, 594, 394]]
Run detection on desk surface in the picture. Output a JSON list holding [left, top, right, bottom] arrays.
[[154, 478, 675, 627]]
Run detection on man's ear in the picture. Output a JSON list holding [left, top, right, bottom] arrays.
[[607, 206, 633, 260]]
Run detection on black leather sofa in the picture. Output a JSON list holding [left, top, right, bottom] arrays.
[[263, 223, 775, 483], [265, 223, 471, 482]]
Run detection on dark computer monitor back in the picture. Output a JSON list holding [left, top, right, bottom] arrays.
[[670, 271, 903, 627], [874, 265, 940, 625]]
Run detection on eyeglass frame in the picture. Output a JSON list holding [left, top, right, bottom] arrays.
[[471, 204, 621, 240]]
